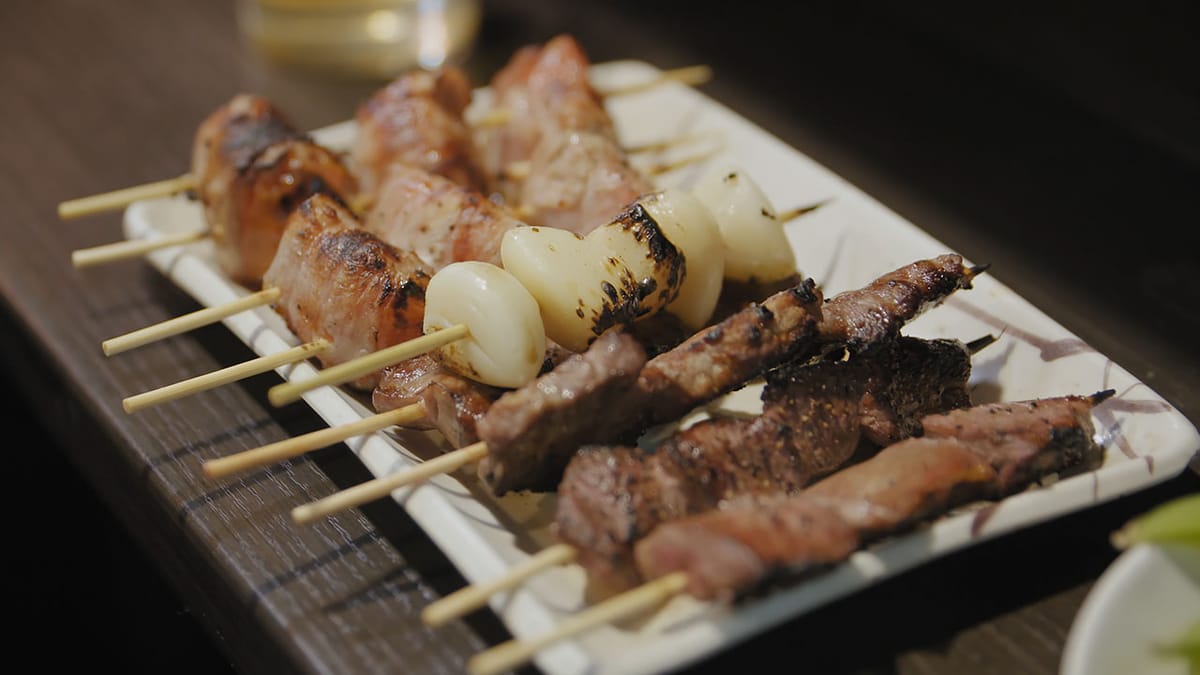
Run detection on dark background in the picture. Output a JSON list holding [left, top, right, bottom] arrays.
[[9, 0, 1198, 672]]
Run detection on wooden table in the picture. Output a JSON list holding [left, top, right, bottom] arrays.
[[4, 1, 1197, 673]]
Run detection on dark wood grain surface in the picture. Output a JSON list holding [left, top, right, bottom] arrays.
[[3, 1, 1197, 674]]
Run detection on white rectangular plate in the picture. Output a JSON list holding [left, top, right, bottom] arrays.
[[123, 60, 1200, 675]]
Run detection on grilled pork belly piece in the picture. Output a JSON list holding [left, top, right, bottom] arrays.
[[634, 391, 1112, 600], [514, 128, 656, 234], [351, 66, 490, 207], [362, 164, 526, 270], [473, 33, 652, 231], [191, 94, 360, 287], [191, 94, 298, 211], [262, 194, 434, 390], [474, 33, 619, 202], [555, 335, 985, 592], [215, 138, 359, 287], [476, 277, 823, 495], [372, 354, 506, 448]]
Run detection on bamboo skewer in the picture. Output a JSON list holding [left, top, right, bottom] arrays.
[[422, 543, 578, 627], [291, 440, 490, 524], [466, 572, 690, 675], [72, 230, 209, 268], [606, 64, 713, 96], [202, 402, 426, 479], [102, 286, 281, 356], [290, 433, 487, 524], [267, 324, 470, 407], [122, 338, 331, 413], [58, 173, 195, 221]]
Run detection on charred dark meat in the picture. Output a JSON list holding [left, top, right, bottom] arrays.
[[633, 391, 1112, 600], [555, 334, 990, 592], [476, 277, 823, 495]]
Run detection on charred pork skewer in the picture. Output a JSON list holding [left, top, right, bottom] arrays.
[[468, 390, 1113, 675], [555, 333, 997, 593], [73, 93, 361, 286], [198, 196, 537, 479], [259, 194, 434, 390], [286, 254, 979, 524], [472, 33, 658, 232], [71, 68, 486, 279], [349, 65, 492, 210]]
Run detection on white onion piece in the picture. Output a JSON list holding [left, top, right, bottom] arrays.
[[693, 165, 798, 284], [639, 189, 725, 329], [501, 212, 686, 352], [422, 261, 547, 388]]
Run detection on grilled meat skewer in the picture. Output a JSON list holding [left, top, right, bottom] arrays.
[[351, 65, 491, 209], [475, 277, 822, 495], [262, 194, 434, 391], [191, 93, 360, 287], [634, 390, 1113, 600], [556, 334, 995, 593], [475, 253, 981, 496], [474, 33, 656, 232]]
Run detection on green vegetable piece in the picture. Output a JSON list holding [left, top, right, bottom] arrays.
[[1111, 493, 1200, 550]]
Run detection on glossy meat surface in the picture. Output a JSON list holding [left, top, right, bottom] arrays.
[[262, 194, 434, 390]]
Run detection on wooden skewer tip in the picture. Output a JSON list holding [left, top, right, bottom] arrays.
[[422, 542, 579, 627], [291, 440, 488, 524], [466, 571, 690, 675]]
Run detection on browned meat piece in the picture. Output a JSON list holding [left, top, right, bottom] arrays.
[[515, 129, 655, 233], [362, 164, 526, 270], [474, 33, 618, 202], [214, 138, 359, 286], [474, 331, 649, 494], [191, 94, 368, 287], [916, 391, 1108, 490], [710, 274, 807, 322], [624, 278, 824, 434], [372, 354, 506, 448], [190, 94, 298, 210], [262, 193, 434, 390], [634, 391, 1112, 600], [554, 335, 985, 593], [808, 253, 985, 355], [476, 278, 822, 496], [351, 66, 490, 206]]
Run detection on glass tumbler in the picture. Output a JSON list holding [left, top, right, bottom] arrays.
[[237, 0, 483, 80]]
